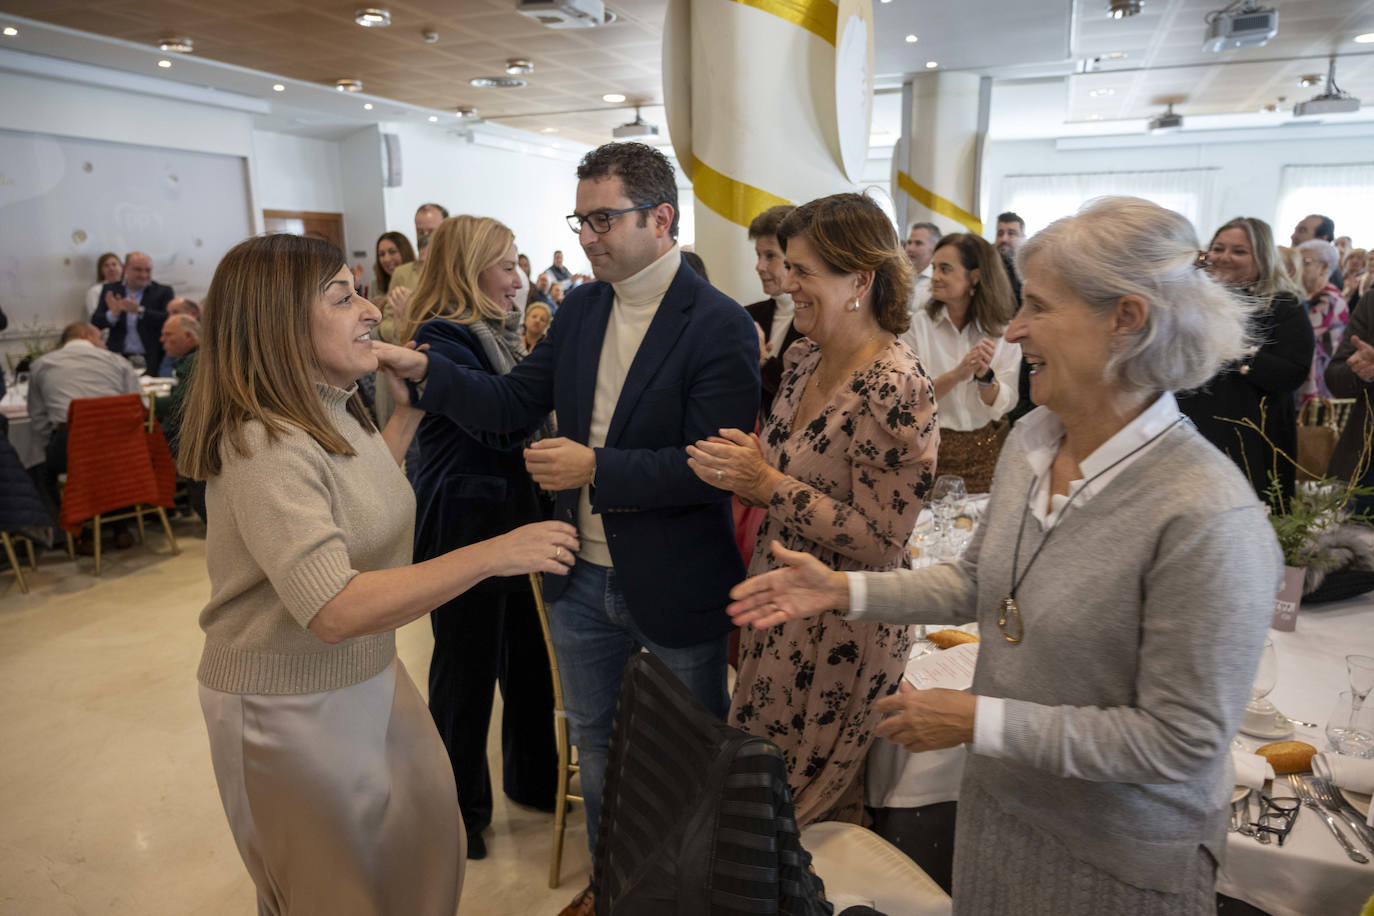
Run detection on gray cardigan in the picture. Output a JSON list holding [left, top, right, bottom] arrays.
[[849, 419, 1281, 893]]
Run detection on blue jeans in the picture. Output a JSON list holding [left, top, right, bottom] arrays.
[[547, 560, 728, 853]]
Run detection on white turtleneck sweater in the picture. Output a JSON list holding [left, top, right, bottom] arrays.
[[577, 243, 682, 565], [767, 293, 795, 357]]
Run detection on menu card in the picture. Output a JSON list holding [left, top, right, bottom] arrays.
[[904, 642, 979, 692]]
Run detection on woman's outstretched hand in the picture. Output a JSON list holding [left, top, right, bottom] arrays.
[[726, 540, 850, 629], [490, 521, 579, 577]]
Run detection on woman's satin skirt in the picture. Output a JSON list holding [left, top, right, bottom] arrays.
[[200, 658, 464, 916]]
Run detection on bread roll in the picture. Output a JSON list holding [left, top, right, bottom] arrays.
[[927, 629, 979, 649], [1255, 740, 1317, 775]]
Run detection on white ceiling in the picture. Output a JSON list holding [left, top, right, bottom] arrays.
[[0, 0, 1372, 148]]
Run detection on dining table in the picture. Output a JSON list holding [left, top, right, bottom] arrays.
[[2, 376, 176, 468], [867, 499, 1374, 916]]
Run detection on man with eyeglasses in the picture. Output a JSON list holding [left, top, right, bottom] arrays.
[[390, 142, 759, 914]]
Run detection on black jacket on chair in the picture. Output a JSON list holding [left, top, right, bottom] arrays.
[[92, 281, 173, 369]]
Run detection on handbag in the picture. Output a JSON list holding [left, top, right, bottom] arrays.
[[1296, 397, 1340, 482]]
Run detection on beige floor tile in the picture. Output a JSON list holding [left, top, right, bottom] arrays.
[[0, 520, 592, 915]]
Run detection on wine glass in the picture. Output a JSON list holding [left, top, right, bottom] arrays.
[[1326, 691, 1374, 758], [929, 475, 967, 561], [1241, 638, 1284, 736], [1344, 654, 1374, 737]]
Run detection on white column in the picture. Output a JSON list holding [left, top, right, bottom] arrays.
[[891, 71, 989, 239]]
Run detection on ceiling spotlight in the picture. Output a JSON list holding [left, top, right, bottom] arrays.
[[354, 8, 391, 27], [336, 78, 364, 92], [157, 59, 173, 69], [470, 76, 527, 89], [422, 29, 438, 43], [427, 115, 439, 122], [1298, 73, 1323, 88], [603, 92, 627, 103], [541, 126, 559, 133], [1356, 33, 1374, 44], [1089, 88, 1115, 97], [272, 83, 285, 92], [905, 34, 918, 43], [1108, 0, 1143, 19], [924, 61, 939, 69], [505, 58, 534, 75], [1103, 51, 1128, 59], [456, 106, 479, 119], [159, 37, 193, 53], [363, 103, 374, 110], [2, 26, 17, 37]]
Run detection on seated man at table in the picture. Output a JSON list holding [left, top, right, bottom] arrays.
[[92, 251, 173, 371], [154, 314, 204, 519], [26, 322, 141, 517]]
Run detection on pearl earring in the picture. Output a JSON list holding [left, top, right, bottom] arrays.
[[849, 300, 860, 312]]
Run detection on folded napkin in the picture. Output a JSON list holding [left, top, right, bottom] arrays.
[[1232, 749, 1275, 789], [1315, 753, 1374, 794]]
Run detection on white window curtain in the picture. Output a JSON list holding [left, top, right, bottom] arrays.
[[1276, 163, 1374, 250], [1000, 168, 1218, 240]]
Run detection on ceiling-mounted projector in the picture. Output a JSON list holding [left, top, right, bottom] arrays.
[[516, 0, 606, 28], [612, 107, 659, 139], [1148, 104, 1182, 132], [1202, 2, 1277, 52], [1293, 57, 1361, 117]]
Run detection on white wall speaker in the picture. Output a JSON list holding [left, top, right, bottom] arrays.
[[382, 132, 403, 187]]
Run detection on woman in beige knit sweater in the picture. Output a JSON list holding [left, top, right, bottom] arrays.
[[177, 233, 578, 916]]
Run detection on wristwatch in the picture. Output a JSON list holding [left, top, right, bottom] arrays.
[[974, 368, 996, 387]]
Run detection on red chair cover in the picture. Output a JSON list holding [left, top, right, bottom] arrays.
[[59, 394, 176, 535]]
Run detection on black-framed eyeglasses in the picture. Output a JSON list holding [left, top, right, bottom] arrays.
[[1249, 796, 1300, 846], [566, 203, 656, 235]]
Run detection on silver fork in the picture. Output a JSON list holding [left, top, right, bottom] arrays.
[[1303, 775, 1374, 856], [1292, 776, 1370, 864]]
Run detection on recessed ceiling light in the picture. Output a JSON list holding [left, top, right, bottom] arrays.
[[3, 26, 18, 37], [505, 58, 534, 75], [1103, 51, 1127, 59], [905, 34, 918, 43], [336, 78, 364, 92], [1355, 33, 1374, 44], [1298, 73, 1323, 88], [924, 61, 938, 69], [470, 76, 527, 89], [541, 126, 559, 133], [272, 83, 285, 92], [1088, 114, 1103, 120], [456, 106, 478, 118], [363, 103, 374, 110], [1108, 0, 1143, 19], [159, 37, 193, 53], [427, 115, 438, 122], [1089, 88, 1115, 97], [603, 93, 627, 103], [157, 59, 172, 69], [355, 8, 391, 28]]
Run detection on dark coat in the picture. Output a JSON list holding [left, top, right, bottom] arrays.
[[92, 280, 173, 369], [413, 260, 760, 648], [1178, 291, 1313, 507], [1326, 290, 1374, 482], [744, 298, 803, 419], [411, 320, 543, 596]]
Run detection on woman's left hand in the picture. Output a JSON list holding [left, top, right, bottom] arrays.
[[873, 682, 977, 753], [686, 428, 780, 503]]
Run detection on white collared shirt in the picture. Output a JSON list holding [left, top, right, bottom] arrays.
[[900, 305, 1021, 430]]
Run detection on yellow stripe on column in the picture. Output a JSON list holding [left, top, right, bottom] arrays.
[[691, 155, 792, 228], [724, 0, 837, 45], [896, 170, 984, 236]]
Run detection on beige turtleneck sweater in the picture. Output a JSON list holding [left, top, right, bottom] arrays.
[[576, 243, 681, 566], [197, 384, 416, 695]]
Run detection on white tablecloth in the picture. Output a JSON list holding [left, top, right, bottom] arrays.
[[867, 595, 1374, 915]]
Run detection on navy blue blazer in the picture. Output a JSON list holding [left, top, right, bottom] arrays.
[[412, 320, 545, 596], [415, 260, 761, 648], [93, 280, 173, 368]]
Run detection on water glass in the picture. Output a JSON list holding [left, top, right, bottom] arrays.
[[1326, 691, 1374, 758]]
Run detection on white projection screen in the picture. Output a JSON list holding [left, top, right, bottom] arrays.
[[0, 128, 253, 332]]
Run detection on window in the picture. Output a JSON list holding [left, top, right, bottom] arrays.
[[999, 168, 1218, 239], [1276, 163, 1374, 250]]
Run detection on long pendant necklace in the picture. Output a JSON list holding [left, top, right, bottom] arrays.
[[999, 417, 1186, 644]]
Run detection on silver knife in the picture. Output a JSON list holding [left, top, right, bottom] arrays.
[[1312, 776, 1374, 856]]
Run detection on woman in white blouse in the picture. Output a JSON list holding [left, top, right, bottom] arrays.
[[85, 252, 123, 317], [902, 233, 1020, 491]]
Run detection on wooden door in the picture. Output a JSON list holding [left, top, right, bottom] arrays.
[[262, 210, 346, 252]]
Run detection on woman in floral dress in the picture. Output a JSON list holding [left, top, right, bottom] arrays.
[[688, 193, 939, 824]]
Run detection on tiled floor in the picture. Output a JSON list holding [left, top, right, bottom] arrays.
[[0, 520, 591, 915]]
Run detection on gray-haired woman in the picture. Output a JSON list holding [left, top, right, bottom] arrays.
[[727, 196, 1282, 915], [1297, 238, 1350, 400]]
